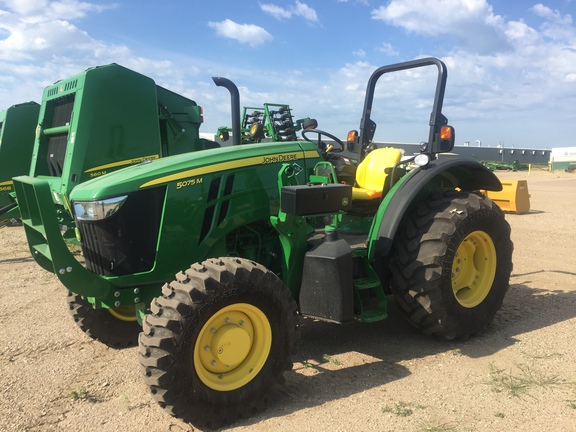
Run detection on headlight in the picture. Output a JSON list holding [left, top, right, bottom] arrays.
[[73, 195, 128, 221], [414, 153, 431, 167]]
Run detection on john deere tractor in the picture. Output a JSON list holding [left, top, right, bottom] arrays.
[[13, 57, 513, 428], [7, 63, 213, 239], [0, 102, 40, 227]]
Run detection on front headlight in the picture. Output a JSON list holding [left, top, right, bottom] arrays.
[[414, 153, 431, 167], [73, 195, 128, 221]]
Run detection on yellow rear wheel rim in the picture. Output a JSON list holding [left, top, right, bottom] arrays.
[[451, 230, 497, 308], [194, 303, 271, 391]]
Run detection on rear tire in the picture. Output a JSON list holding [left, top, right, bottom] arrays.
[[66, 291, 140, 348], [390, 191, 513, 340], [139, 257, 298, 428]]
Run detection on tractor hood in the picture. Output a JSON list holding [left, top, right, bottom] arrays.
[[69, 141, 321, 202]]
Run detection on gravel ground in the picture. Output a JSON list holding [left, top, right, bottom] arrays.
[[1, 169, 575, 432]]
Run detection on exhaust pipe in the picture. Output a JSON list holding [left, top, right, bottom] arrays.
[[212, 77, 241, 146]]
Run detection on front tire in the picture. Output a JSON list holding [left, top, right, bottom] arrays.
[[66, 291, 140, 348], [139, 257, 298, 428], [390, 191, 513, 340]]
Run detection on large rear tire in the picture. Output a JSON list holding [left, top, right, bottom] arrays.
[[390, 191, 513, 340], [139, 257, 298, 428], [66, 291, 141, 348]]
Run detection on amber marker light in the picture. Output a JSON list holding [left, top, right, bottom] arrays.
[[347, 130, 358, 143], [440, 125, 453, 139]]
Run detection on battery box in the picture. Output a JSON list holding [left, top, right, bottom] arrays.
[[281, 183, 352, 216]]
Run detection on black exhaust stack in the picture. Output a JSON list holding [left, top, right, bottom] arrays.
[[212, 77, 241, 146]]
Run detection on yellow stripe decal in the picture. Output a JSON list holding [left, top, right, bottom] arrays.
[[140, 150, 320, 189], [0, 180, 13, 187], [84, 154, 160, 173]]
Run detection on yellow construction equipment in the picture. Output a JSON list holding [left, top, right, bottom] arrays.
[[482, 180, 530, 214]]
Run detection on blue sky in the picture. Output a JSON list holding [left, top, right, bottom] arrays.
[[0, 0, 574, 149]]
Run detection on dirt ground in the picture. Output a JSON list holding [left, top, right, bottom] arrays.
[[1, 169, 575, 432]]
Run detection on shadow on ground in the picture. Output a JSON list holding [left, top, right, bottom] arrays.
[[227, 272, 576, 429]]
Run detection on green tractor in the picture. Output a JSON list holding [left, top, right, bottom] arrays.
[[11, 63, 213, 239], [0, 102, 40, 227], [215, 81, 317, 144], [13, 57, 513, 428]]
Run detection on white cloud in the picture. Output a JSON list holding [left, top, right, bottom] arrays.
[[0, 0, 182, 106], [260, 4, 292, 20], [353, 48, 366, 58], [0, 0, 120, 62], [0, 19, 94, 61], [208, 19, 273, 46], [260, 1, 319, 23], [531, 3, 572, 25], [378, 42, 399, 56], [371, 0, 510, 54], [294, 0, 318, 22], [531, 3, 575, 41], [0, 0, 115, 22]]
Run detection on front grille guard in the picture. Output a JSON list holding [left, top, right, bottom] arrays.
[[12, 175, 111, 299]]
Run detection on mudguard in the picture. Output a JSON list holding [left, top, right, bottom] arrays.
[[367, 158, 502, 261]]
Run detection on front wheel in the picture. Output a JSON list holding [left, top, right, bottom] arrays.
[[139, 257, 298, 428], [66, 291, 140, 348], [390, 191, 513, 340]]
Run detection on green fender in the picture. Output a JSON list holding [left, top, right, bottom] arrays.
[[367, 158, 502, 261]]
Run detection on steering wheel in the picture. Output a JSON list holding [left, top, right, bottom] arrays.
[[301, 129, 344, 153]]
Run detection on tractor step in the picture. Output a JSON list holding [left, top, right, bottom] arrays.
[[352, 259, 388, 323], [356, 307, 388, 323], [353, 277, 381, 290]]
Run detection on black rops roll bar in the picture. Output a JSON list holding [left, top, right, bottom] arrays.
[[357, 57, 448, 162]]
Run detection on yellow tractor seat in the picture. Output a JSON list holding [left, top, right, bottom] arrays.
[[352, 147, 403, 200]]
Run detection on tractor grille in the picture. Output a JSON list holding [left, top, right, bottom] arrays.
[[76, 187, 166, 277], [46, 133, 67, 177], [45, 95, 75, 177]]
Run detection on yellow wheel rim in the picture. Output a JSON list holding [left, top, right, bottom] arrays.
[[194, 303, 271, 391], [108, 305, 137, 322], [451, 230, 497, 308]]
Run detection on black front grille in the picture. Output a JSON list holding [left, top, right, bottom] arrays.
[[77, 187, 166, 276], [51, 95, 74, 127], [44, 95, 75, 177], [47, 133, 67, 177]]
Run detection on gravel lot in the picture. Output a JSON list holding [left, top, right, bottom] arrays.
[[1, 169, 575, 432]]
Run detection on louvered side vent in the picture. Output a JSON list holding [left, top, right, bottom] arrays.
[[46, 87, 59, 97], [199, 177, 221, 244], [64, 79, 78, 92]]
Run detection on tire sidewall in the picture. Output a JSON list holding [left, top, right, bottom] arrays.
[[435, 197, 512, 335], [174, 270, 291, 410]]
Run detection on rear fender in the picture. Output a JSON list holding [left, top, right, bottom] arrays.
[[367, 158, 502, 261]]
